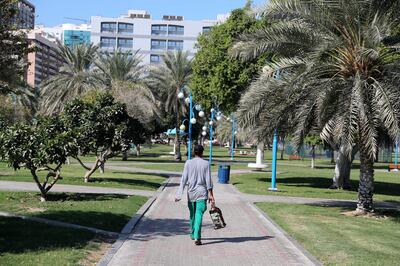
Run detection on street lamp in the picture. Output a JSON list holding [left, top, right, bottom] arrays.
[[178, 87, 204, 160]]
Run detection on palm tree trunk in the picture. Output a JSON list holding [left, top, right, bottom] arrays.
[[356, 143, 375, 213], [280, 135, 285, 160], [331, 147, 351, 189], [311, 145, 316, 169]]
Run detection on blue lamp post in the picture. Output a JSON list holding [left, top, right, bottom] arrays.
[[268, 129, 279, 191], [178, 89, 204, 160]]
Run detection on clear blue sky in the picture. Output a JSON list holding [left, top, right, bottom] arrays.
[[31, 0, 267, 26]]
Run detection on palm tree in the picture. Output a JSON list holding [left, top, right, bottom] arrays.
[[232, 0, 400, 213], [94, 50, 159, 125], [39, 43, 99, 115], [147, 50, 193, 161]]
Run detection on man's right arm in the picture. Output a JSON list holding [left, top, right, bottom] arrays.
[[175, 162, 188, 201]]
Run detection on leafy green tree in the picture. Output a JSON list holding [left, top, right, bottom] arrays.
[[190, 4, 267, 113], [0, 117, 71, 201], [232, 0, 400, 213], [40, 43, 100, 115], [147, 51, 192, 161], [0, 0, 32, 94], [63, 93, 145, 182]]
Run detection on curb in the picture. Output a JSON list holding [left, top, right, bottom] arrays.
[[248, 203, 323, 266], [97, 177, 171, 266], [0, 211, 119, 238]]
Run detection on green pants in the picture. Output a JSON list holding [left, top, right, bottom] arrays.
[[188, 200, 207, 240]]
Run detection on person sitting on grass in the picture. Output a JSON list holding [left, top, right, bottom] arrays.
[[175, 144, 215, 246]]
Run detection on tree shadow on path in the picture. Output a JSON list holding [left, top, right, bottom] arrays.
[[201, 236, 273, 245]]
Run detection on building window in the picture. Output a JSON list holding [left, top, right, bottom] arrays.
[[167, 40, 183, 50], [202, 27, 212, 33], [118, 38, 133, 48], [118, 23, 134, 34], [151, 39, 166, 50], [150, 54, 161, 63], [168, 25, 184, 35], [100, 37, 116, 48], [151, 25, 168, 35], [101, 22, 117, 33]]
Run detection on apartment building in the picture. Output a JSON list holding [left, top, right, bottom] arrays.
[[90, 10, 220, 64], [12, 0, 35, 29], [25, 31, 64, 88]]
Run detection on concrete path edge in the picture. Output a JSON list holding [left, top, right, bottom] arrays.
[[248, 202, 322, 266], [97, 177, 171, 266]]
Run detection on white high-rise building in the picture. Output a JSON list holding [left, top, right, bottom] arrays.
[[90, 10, 222, 64]]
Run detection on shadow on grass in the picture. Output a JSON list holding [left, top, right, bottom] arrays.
[[32, 209, 132, 232], [111, 171, 170, 179], [256, 176, 400, 198], [45, 193, 129, 202], [0, 217, 98, 255], [90, 178, 161, 190], [303, 204, 400, 222]]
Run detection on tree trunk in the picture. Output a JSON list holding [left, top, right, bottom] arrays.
[[311, 145, 316, 169], [280, 135, 285, 160], [31, 169, 47, 201], [331, 145, 358, 189], [122, 151, 128, 161], [256, 142, 265, 165], [356, 144, 375, 213], [99, 161, 105, 174], [331, 148, 352, 189], [136, 144, 141, 157], [85, 158, 100, 182], [330, 149, 335, 164]]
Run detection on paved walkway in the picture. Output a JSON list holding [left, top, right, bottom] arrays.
[[0, 181, 155, 197], [103, 176, 319, 266]]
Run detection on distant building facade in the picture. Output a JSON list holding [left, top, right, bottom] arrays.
[[12, 0, 35, 29], [25, 31, 64, 88], [90, 10, 220, 64], [36, 24, 91, 47]]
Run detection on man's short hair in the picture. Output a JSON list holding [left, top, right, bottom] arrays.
[[194, 144, 204, 156]]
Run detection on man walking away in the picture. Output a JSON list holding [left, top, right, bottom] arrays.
[[175, 144, 215, 245]]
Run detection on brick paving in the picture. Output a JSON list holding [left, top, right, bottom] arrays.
[[106, 176, 319, 266]]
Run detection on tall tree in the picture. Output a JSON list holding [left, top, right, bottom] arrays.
[[0, 0, 31, 94], [147, 51, 192, 161], [190, 4, 267, 113], [40, 43, 100, 115], [0, 117, 71, 201], [63, 93, 145, 182], [232, 0, 400, 213], [94, 50, 159, 125]]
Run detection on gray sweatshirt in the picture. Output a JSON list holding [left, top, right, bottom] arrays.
[[176, 157, 213, 202]]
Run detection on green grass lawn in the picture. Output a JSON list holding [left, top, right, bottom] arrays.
[[231, 164, 400, 202], [0, 191, 147, 232], [0, 163, 165, 191], [257, 202, 400, 266], [0, 217, 106, 266]]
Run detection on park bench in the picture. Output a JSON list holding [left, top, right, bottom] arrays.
[[388, 164, 400, 172], [288, 155, 302, 160]]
